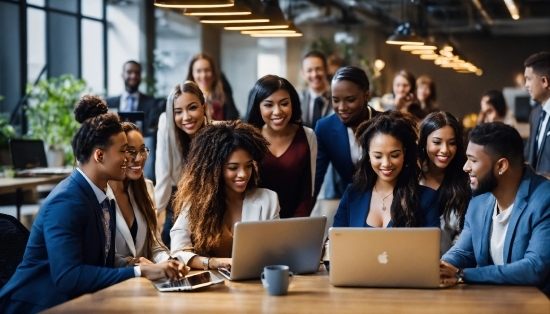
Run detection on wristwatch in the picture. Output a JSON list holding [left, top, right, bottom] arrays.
[[202, 257, 210, 270], [455, 268, 465, 283]]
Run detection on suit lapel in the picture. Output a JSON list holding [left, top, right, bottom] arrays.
[[503, 168, 533, 262], [129, 187, 147, 256], [241, 190, 262, 222], [349, 190, 371, 227], [331, 117, 353, 179], [537, 112, 550, 166], [107, 185, 137, 257], [529, 106, 543, 165], [478, 195, 495, 265]]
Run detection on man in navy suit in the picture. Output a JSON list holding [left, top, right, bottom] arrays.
[[0, 96, 185, 313], [106, 61, 164, 183], [441, 123, 550, 296], [523, 52, 550, 174], [314, 66, 379, 200]]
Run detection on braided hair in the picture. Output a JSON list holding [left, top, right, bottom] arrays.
[[71, 95, 122, 164], [172, 120, 269, 255], [353, 110, 422, 227]]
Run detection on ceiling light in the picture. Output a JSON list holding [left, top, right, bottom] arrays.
[[476, 69, 483, 76], [374, 59, 385, 70], [225, 24, 289, 30], [420, 54, 438, 60], [400, 45, 436, 51], [241, 30, 296, 34], [411, 50, 435, 55], [386, 23, 424, 45], [154, 0, 234, 8], [503, 0, 520, 20], [247, 21, 302, 38], [249, 33, 302, 37], [184, 2, 251, 16], [201, 18, 269, 23]]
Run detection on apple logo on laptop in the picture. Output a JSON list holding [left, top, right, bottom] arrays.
[[378, 252, 388, 264]]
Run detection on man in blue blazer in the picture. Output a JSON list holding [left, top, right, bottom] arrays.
[[0, 98, 186, 313], [441, 123, 550, 296], [314, 66, 379, 200]]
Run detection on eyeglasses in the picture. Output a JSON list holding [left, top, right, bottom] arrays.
[[126, 148, 150, 159]]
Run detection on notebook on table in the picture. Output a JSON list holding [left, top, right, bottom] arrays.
[[9, 139, 73, 177], [217, 216, 327, 281], [328, 227, 452, 288]]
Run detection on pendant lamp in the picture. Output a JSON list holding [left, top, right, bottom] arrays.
[[154, 0, 234, 8]]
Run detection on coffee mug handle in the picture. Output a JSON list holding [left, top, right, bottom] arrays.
[[261, 272, 269, 288], [288, 271, 294, 283]]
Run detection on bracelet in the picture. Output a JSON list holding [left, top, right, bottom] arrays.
[[455, 268, 465, 283], [202, 257, 210, 270]]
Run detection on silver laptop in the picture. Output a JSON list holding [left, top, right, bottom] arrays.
[[329, 228, 447, 288], [218, 216, 327, 281]]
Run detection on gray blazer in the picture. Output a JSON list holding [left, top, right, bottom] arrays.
[[524, 104, 550, 173], [298, 89, 332, 129]]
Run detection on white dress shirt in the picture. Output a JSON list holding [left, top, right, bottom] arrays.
[[536, 98, 550, 151], [347, 127, 362, 166], [490, 201, 514, 266], [119, 91, 140, 112]]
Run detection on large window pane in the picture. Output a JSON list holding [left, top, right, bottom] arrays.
[[0, 2, 21, 113], [82, 19, 105, 94], [82, 0, 103, 19], [48, 12, 78, 78], [27, 0, 45, 6], [49, 0, 77, 13], [27, 8, 46, 83]]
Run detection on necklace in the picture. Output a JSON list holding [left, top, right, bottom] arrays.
[[374, 186, 393, 211]]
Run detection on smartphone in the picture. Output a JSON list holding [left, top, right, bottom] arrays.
[[153, 271, 224, 292]]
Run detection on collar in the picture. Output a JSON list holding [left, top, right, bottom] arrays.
[[76, 167, 108, 203], [308, 87, 329, 99], [542, 98, 550, 114], [122, 90, 140, 100]]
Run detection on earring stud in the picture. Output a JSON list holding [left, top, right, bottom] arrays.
[[499, 171, 503, 175]]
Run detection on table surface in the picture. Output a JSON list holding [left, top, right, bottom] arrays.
[[0, 174, 68, 195], [45, 268, 550, 314]]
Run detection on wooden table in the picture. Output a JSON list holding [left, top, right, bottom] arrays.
[[45, 268, 550, 314], [0, 174, 68, 220]]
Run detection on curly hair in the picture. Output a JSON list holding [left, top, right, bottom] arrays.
[[418, 111, 471, 228], [172, 120, 269, 255], [71, 95, 122, 164], [353, 110, 422, 227], [121, 122, 168, 260]]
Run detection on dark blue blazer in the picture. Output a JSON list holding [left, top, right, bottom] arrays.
[[314, 109, 379, 199], [0, 170, 135, 313], [333, 184, 440, 228], [442, 166, 550, 296]]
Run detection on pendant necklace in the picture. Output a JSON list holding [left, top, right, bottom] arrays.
[[374, 186, 393, 211]]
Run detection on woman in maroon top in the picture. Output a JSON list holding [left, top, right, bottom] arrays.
[[247, 75, 318, 218]]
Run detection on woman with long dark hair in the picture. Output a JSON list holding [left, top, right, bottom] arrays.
[[108, 122, 171, 265], [170, 120, 280, 269], [155, 81, 210, 247], [333, 110, 439, 228], [247, 75, 317, 217], [418, 111, 471, 254], [186, 53, 239, 120]]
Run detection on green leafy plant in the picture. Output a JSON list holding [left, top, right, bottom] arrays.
[[25, 75, 87, 165], [0, 112, 15, 151]]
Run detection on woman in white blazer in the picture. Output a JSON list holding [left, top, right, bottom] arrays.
[[171, 121, 280, 270], [247, 74, 317, 218], [155, 81, 211, 248], [108, 122, 171, 266]]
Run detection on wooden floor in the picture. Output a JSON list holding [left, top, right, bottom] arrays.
[[45, 268, 550, 314]]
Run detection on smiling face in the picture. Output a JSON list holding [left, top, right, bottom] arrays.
[[174, 92, 206, 137], [122, 62, 141, 93], [368, 133, 405, 186], [332, 80, 370, 127], [524, 66, 549, 103], [259, 89, 292, 132], [301, 56, 327, 93], [393, 75, 412, 98], [223, 148, 253, 197], [426, 125, 457, 171], [464, 142, 498, 196], [100, 131, 129, 181], [192, 58, 214, 91], [124, 130, 147, 181]]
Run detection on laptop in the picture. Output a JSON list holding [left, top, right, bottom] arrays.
[[118, 111, 145, 131], [217, 216, 327, 281], [9, 139, 72, 177], [328, 228, 449, 288]]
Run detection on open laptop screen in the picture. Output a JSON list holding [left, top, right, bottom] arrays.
[[118, 111, 145, 132], [9, 139, 48, 170]]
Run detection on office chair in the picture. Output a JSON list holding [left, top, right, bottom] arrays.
[[0, 213, 30, 289]]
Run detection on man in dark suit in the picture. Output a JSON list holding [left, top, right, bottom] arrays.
[[523, 52, 550, 174], [298, 51, 332, 129], [106, 60, 162, 183], [441, 123, 550, 297]]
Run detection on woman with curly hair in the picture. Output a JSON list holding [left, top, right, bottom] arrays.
[[333, 110, 439, 228], [170, 120, 280, 270], [155, 81, 210, 248], [418, 111, 471, 254], [107, 122, 171, 266], [247, 74, 317, 218]]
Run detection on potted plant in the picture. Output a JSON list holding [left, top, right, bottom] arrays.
[[0, 111, 16, 165], [25, 75, 87, 166]]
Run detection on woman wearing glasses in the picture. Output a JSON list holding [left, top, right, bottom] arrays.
[[108, 122, 171, 265]]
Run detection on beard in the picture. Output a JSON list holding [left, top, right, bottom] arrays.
[[472, 170, 498, 197]]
